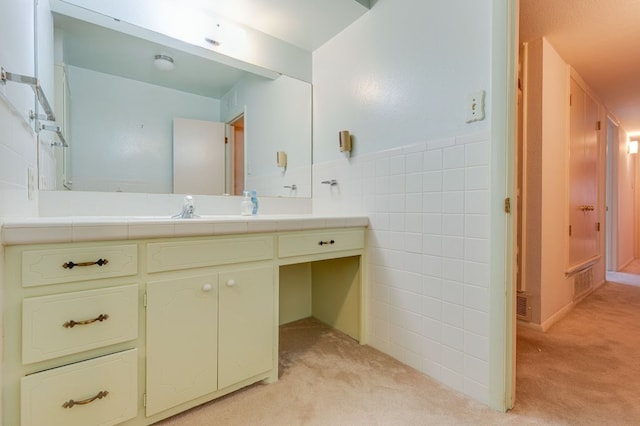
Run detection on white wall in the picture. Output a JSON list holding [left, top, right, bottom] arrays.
[[0, 0, 38, 218], [313, 0, 490, 164], [522, 38, 574, 325], [67, 66, 220, 193], [312, 0, 501, 407]]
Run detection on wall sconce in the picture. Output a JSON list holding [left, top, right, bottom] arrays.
[[628, 140, 638, 154], [276, 151, 287, 171], [339, 130, 352, 154]]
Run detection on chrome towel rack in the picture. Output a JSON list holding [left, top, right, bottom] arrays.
[[1, 67, 68, 147]]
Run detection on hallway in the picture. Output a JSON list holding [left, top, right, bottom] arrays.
[[606, 259, 640, 286], [513, 268, 640, 425]]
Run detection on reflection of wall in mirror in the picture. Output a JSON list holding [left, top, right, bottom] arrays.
[[67, 66, 219, 193], [221, 74, 312, 197]]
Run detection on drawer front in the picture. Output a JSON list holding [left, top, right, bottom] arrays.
[[22, 244, 138, 287], [278, 229, 364, 258], [21, 349, 138, 426], [147, 236, 274, 273], [22, 285, 139, 364]]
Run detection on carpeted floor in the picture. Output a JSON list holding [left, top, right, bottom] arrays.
[[157, 272, 640, 425], [512, 281, 640, 425]]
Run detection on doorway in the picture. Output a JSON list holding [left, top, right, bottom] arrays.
[[228, 115, 245, 195], [513, 0, 640, 412]]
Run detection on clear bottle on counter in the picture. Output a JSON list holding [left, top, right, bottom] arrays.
[[241, 191, 253, 216]]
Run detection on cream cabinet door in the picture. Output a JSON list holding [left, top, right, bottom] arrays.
[[218, 266, 274, 389], [146, 274, 218, 416]]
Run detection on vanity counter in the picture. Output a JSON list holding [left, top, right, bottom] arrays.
[[0, 215, 369, 245]]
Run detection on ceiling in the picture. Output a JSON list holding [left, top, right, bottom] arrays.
[[520, 0, 640, 133], [181, 0, 371, 51]]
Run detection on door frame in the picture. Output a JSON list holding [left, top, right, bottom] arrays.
[[489, 0, 519, 412], [606, 116, 619, 271]]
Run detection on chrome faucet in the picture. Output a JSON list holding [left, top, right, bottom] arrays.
[[172, 195, 199, 219]]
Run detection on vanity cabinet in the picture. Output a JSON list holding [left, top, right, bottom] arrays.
[[3, 242, 140, 426], [1, 225, 365, 426]]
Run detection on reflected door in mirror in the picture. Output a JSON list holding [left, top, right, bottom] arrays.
[[173, 118, 225, 195]]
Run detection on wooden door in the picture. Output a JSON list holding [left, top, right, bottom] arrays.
[[568, 78, 599, 267]]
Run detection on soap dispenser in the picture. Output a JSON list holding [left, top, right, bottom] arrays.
[[241, 191, 253, 216], [250, 190, 259, 215]]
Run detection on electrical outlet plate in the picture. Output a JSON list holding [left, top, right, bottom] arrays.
[[27, 167, 35, 200], [465, 90, 486, 123]]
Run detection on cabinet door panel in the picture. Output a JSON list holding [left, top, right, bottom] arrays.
[[218, 266, 274, 389], [146, 274, 218, 416]]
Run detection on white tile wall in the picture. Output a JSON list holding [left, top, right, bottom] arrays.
[[0, 100, 38, 218], [312, 129, 492, 404]]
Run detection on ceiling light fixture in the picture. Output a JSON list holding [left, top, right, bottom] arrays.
[[154, 54, 175, 71]]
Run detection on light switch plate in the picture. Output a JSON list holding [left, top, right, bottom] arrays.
[[465, 90, 486, 123]]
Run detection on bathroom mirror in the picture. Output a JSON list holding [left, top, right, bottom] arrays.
[[39, 5, 312, 198]]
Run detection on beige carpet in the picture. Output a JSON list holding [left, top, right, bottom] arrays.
[[157, 279, 640, 425], [513, 281, 640, 425]]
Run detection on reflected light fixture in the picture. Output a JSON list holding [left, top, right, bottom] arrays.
[[628, 140, 639, 154], [154, 54, 175, 71]]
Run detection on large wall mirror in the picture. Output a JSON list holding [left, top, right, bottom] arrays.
[[38, 1, 312, 198]]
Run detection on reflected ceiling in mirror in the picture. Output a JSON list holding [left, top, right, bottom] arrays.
[[55, 14, 250, 98]]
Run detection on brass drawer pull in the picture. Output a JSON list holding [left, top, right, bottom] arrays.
[[63, 258, 109, 269], [62, 390, 109, 408], [63, 314, 109, 329], [318, 240, 335, 246]]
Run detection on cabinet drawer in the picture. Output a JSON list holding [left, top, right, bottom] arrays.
[[22, 244, 138, 287], [22, 285, 139, 364], [21, 349, 138, 426], [147, 236, 274, 273], [278, 229, 364, 258]]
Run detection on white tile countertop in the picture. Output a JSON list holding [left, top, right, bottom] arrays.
[[0, 215, 369, 245]]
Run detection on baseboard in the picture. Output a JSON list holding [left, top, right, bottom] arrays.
[[516, 319, 543, 332], [618, 257, 635, 272], [539, 301, 576, 331], [522, 279, 606, 332]]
